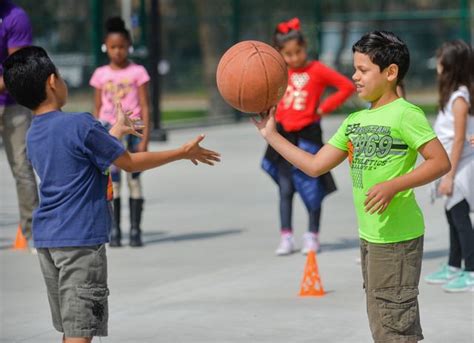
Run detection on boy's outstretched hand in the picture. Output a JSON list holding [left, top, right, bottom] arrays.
[[182, 134, 221, 166], [109, 102, 144, 139], [252, 106, 277, 138]]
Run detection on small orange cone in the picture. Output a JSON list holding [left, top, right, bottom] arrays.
[[299, 251, 325, 297], [12, 225, 28, 250]]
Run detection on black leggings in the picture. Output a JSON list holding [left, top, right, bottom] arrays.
[[278, 161, 321, 233], [446, 199, 474, 271]]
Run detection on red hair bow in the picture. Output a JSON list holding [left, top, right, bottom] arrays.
[[277, 18, 301, 34]]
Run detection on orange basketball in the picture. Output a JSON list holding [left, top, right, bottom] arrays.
[[216, 40, 288, 113]]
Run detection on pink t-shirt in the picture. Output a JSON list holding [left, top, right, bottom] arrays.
[[90, 63, 150, 125]]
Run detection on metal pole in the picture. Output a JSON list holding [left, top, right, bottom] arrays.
[[149, 0, 167, 141], [90, 0, 103, 68], [139, 0, 147, 47]]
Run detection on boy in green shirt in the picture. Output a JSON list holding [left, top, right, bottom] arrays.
[[253, 31, 451, 342]]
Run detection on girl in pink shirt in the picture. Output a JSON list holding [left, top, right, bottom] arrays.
[[90, 17, 150, 247]]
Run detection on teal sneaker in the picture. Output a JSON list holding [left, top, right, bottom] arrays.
[[424, 264, 462, 284], [442, 272, 474, 293]]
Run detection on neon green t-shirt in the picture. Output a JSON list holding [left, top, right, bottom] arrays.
[[328, 98, 437, 243]]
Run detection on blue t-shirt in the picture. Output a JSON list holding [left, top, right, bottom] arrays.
[[26, 111, 126, 248]]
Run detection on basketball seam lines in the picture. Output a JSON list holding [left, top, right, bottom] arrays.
[[251, 42, 269, 112], [218, 45, 254, 77], [238, 52, 254, 111], [260, 51, 287, 75]]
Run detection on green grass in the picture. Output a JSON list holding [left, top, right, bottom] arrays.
[[162, 109, 207, 121]]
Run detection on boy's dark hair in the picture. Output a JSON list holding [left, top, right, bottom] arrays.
[[436, 39, 474, 113], [272, 18, 306, 50], [352, 31, 410, 84], [105, 16, 131, 42], [3, 46, 57, 110]]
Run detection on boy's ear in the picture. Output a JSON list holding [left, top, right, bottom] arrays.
[[386, 64, 399, 82], [47, 73, 56, 90]]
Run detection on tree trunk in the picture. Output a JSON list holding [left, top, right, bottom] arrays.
[[194, 0, 234, 118]]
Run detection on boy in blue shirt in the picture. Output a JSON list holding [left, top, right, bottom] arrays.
[[3, 46, 220, 343]]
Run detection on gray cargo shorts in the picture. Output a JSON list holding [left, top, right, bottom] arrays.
[[360, 236, 424, 343], [37, 244, 109, 338]]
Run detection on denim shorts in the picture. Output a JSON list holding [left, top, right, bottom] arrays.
[[360, 236, 424, 343], [37, 244, 109, 337]]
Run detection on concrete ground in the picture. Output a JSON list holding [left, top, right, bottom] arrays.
[[1, 117, 473, 342]]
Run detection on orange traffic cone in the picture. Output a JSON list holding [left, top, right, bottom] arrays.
[[12, 225, 28, 250], [299, 251, 325, 297]]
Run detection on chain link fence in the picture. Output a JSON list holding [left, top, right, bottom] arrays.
[[15, 0, 473, 124]]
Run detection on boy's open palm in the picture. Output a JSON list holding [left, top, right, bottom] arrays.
[[113, 102, 144, 139], [182, 135, 221, 166], [364, 181, 397, 214]]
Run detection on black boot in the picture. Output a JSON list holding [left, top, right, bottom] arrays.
[[109, 198, 122, 247], [129, 198, 144, 247]]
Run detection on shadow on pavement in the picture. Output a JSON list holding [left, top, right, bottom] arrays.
[[320, 238, 360, 252], [0, 243, 12, 250], [0, 229, 244, 249], [0, 220, 19, 230], [423, 248, 448, 260], [143, 228, 244, 245]]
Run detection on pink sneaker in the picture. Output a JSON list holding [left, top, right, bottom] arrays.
[[275, 232, 295, 256], [302, 232, 319, 255]]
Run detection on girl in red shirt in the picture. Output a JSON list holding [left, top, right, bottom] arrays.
[[263, 18, 355, 255]]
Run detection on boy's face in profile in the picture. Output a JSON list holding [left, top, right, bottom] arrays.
[[352, 52, 390, 103]]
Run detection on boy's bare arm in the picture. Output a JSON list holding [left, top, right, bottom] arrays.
[[109, 103, 219, 172], [253, 108, 347, 177], [113, 134, 220, 172], [365, 138, 451, 214], [266, 132, 347, 177], [394, 138, 451, 189]]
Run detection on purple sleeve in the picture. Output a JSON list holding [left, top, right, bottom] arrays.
[[5, 7, 32, 49]]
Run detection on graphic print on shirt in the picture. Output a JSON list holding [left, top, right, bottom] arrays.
[[103, 79, 132, 113], [345, 123, 408, 188], [282, 72, 309, 111]]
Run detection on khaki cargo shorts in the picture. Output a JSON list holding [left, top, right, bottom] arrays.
[[37, 244, 109, 338], [360, 236, 424, 343]]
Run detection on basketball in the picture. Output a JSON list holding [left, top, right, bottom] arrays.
[[216, 40, 288, 113]]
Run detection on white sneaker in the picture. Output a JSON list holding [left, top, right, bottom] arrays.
[[301, 232, 319, 255], [275, 232, 295, 256]]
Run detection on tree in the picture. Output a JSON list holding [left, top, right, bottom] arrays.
[[193, 0, 234, 117]]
